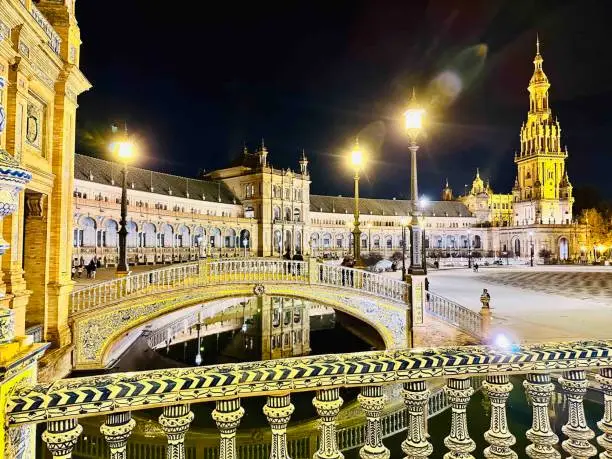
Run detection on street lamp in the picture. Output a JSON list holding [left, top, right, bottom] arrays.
[[400, 217, 409, 281], [467, 230, 472, 269], [404, 89, 426, 276], [529, 231, 534, 267], [350, 139, 365, 267], [110, 125, 135, 277]]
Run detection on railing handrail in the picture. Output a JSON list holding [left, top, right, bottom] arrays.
[[69, 258, 410, 316], [8, 338, 611, 426], [425, 289, 483, 338], [71, 262, 200, 295]]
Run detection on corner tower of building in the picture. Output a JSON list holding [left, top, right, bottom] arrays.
[[513, 36, 573, 225]]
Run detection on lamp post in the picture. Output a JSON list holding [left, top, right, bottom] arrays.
[[529, 231, 534, 267], [467, 230, 472, 269], [404, 89, 426, 276], [350, 139, 365, 267], [401, 217, 408, 281], [110, 125, 135, 277]]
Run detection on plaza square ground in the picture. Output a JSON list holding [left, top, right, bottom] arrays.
[[414, 265, 612, 343]]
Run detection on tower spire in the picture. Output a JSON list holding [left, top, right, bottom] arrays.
[[536, 33, 540, 55]]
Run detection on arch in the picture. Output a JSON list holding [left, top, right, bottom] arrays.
[[79, 284, 406, 370], [372, 235, 381, 250], [104, 219, 118, 247], [335, 233, 344, 249], [322, 232, 332, 249], [239, 229, 251, 249], [558, 236, 569, 261], [293, 208, 301, 222], [273, 230, 282, 254], [225, 228, 237, 248], [177, 225, 190, 247], [79, 216, 97, 247], [294, 231, 302, 253], [142, 222, 156, 248], [126, 221, 138, 248], [473, 235, 482, 249], [210, 227, 221, 248], [160, 223, 174, 248], [361, 233, 368, 249], [385, 235, 393, 250], [192, 226, 205, 246], [513, 237, 521, 257], [310, 233, 319, 249], [284, 207, 291, 222], [273, 206, 281, 221], [284, 229, 292, 254]]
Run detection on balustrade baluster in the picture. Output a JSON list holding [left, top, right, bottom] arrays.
[[213, 398, 245, 459], [159, 404, 194, 459], [42, 418, 83, 458], [100, 411, 136, 459], [560, 370, 597, 458], [482, 375, 517, 458], [443, 377, 475, 459], [313, 388, 344, 459], [355, 385, 389, 459], [264, 393, 294, 459], [597, 368, 612, 458], [524, 373, 560, 458], [401, 381, 432, 458]]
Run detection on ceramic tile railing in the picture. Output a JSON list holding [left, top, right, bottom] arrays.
[[7, 339, 612, 459]]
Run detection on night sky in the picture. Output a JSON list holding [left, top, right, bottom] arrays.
[[75, 0, 612, 204]]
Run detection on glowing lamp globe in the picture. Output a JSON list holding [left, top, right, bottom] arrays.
[[116, 141, 134, 161], [351, 147, 363, 169], [404, 107, 424, 131]]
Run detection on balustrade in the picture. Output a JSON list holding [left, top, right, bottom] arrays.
[[69, 258, 413, 317], [425, 291, 483, 338], [8, 340, 611, 459]]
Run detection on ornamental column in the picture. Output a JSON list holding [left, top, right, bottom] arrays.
[[313, 388, 344, 459], [159, 403, 194, 459], [483, 375, 517, 458], [358, 385, 390, 459], [523, 373, 560, 459], [263, 393, 295, 459], [401, 380, 433, 458], [559, 370, 597, 458], [597, 368, 612, 458], [212, 398, 245, 459], [42, 419, 83, 458], [100, 411, 136, 459], [443, 377, 475, 459]]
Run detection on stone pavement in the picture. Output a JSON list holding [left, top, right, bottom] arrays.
[[386, 265, 612, 344]]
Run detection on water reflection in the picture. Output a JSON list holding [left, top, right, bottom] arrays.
[[157, 296, 340, 366]]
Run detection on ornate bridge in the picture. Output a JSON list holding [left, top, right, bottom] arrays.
[[6, 339, 612, 458], [68, 259, 484, 369]]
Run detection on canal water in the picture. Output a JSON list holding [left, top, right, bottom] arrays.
[[36, 296, 605, 458]]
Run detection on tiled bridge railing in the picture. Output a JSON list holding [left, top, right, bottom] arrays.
[[69, 258, 408, 315], [70, 378, 484, 458], [7, 339, 612, 458]]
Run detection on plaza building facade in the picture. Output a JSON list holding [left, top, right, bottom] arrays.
[[72, 40, 585, 268], [0, 0, 89, 346]]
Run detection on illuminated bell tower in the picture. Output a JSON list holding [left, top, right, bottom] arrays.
[[513, 36, 573, 226]]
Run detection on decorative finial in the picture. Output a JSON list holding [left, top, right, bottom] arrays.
[[536, 33, 540, 55], [261, 138, 265, 150], [301, 148, 307, 160], [412, 86, 416, 100], [243, 142, 248, 155], [476, 167, 480, 178], [445, 177, 449, 188]]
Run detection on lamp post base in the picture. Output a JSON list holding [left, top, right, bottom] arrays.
[[115, 269, 131, 278]]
